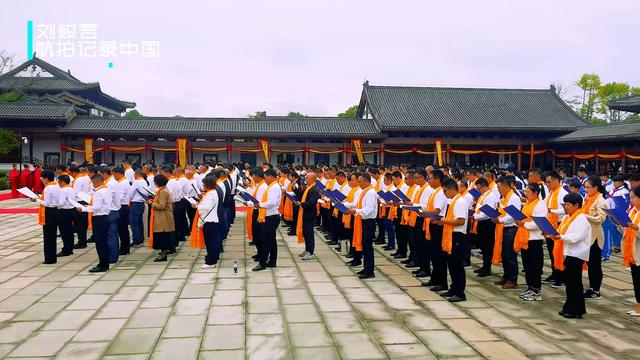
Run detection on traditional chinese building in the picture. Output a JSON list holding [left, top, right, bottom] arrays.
[[0, 55, 638, 173]]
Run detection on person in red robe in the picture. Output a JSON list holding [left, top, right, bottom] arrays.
[[18, 164, 32, 196], [32, 164, 43, 194], [8, 164, 19, 198]]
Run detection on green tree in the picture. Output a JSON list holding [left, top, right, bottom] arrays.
[[125, 109, 142, 117], [597, 83, 640, 123], [248, 111, 267, 118], [338, 105, 358, 117], [287, 111, 307, 118], [0, 129, 20, 156], [0, 90, 23, 103], [575, 73, 601, 123]]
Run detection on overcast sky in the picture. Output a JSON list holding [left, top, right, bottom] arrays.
[[1, 0, 638, 117]]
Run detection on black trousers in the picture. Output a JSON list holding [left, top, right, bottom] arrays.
[[502, 227, 518, 282], [407, 220, 421, 262], [173, 201, 186, 243], [73, 210, 88, 246], [477, 220, 495, 272], [117, 205, 130, 254], [447, 233, 466, 297], [523, 240, 543, 291], [563, 256, 586, 315], [185, 203, 196, 231], [429, 223, 447, 288], [632, 265, 640, 303], [303, 217, 315, 254], [58, 208, 75, 254], [376, 217, 385, 242], [43, 207, 58, 263], [321, 207, 330, 232], [252, 209, 264, 258], [92, 215, 110, 269], [330, 213, 342, 243], [587, 241, 603, 291], [394, 219, 406, 255], [261, 215, 279, 266], [362, 219, 376, 274]]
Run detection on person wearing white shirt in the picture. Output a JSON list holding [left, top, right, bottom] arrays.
[[347, 173, 377, 279], [472, 177, 499, 276], [184, 168, 200, 231], [129, 170, 150, 247], [493, 177, 522, 288], [197, 176, 221, 268], [518, 183, 549, 301], [546, 193, 591, 319], [602, 175, 630, 261], [57, 174, 76, 256], [143, 165, 156, 239], [78, 174, 112, 272], [101, 167, 121, 264], [32, 169, 61, 264], [164, 167, 185, 247], [123, 161, 135, 184], [253, 169, 282, 270], [70, 166, 91, 249], [113, 167, 132, 256], [392, 170, 412, 259], [330, 171, 351, 250], [421, 170, 449, 291], [433, 178, 470, 302], [248, 170, 268, 270], [544, 170, 569, 285]]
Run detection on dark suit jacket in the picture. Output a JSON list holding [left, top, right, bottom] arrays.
[[300, 185, 320, 220]]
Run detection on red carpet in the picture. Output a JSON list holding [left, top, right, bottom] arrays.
[[0, 193, 15, 202], [0, 208, 38, 214]]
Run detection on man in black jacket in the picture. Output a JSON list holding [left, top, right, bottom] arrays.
[[295, 172, 320, 261]]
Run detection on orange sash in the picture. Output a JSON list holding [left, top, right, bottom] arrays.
[[296, 183, 316, 244], [258, 182, 277, 223], [332, 182, 348, 218], [582, 193, 600, 216], [246, 181, 258, 241], [408, 185, 428, 227], [553, 210, 581, 270], [148, 186, 164, 249], [37, 181, 58, 225], [378, 183, 393, 218], [623, 208, 640, 267], [546, 188, 561, 227], [321, 179, 336, 209], [278, 176, 286, 214], [400, 184, 417, 225], [353, 186, 372, 251], [283, 182, 294, 221], [472, 189, 492, 234], [423, 187, 443, 240], [190, 190, 212, 249], [514, 198, 539, 253], [342, 186, 360, 229], [441, 194, 462, 254], [492, 190, 514, 264]]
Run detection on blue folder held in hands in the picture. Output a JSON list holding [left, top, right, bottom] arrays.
[[604, 208, 631, 227], [331, 190, 346, 202], [334, 202, 350, 214], [315, 180, 326, 190], [504, 205, 526, 221], [479, 204, 500, 219], [239, 191, 259, 205], [422, 212, 443, 220], [532, 216, 559, 236], [285, 192, 299, 202], [469, 188, 481, 199], [393, 189, 411, 202]]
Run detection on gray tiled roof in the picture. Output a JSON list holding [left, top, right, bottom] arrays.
[[361, 84, 589, 132], [549, 122, 640, 143], [59, 116, 383, 138], [609, 95, 640, 113], [0, 102, 75, 119]]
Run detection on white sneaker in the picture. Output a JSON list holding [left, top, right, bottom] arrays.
[[201, 264, 216, 269], [301, 253, 315, 261], [519, 289, 533, 299], [298, 251, 308, 258], [523, 291, 542, 301]]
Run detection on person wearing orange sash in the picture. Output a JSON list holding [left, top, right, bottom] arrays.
[[192, 176, 220, 268], [146, 174, 174, 262], [401, 169, 429, 274], [421, 170, 448, 291], [32, 169, 61, 264], [543, 170, 568, 288], [319, 168, 336, 236], [77, 174, 111, 272], [328, 171, 350, 247], [113, 167, 132, 256], [623, 187, 640, 316], [516, 183, 547, 301], [370, 168, 388, 246], [471, 178, 499, 277], [254, 169, 282, 270], [56, 174, 76, 257], [434, 178, 470, 302], [245, 169, 268, 271], [391, 170, 411, 258], [343, 173, 363, 265], [295, 172, 320, 261], [581, 176, 608, 300], [346, 173, 377, 279], [456, 179, 474, 267], [492, 176, 522, 290], [544, 193, 591, 319], [286, 171, 302, 236], [379, 172, 397, 251]]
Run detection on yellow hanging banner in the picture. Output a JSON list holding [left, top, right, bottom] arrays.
[[435, 139, 443, 166], [529, 141, 535, 170], [352, 139, 365, 164], [84, 138, 94, 164], [259, 139, 270, 163], [176, 138, 187, 168]]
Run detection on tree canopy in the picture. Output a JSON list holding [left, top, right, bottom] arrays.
[[338, 105, 358, 118], [125, 109, 142, 117], [568, 73, 640, 124]]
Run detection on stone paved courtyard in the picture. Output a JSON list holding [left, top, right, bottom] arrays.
[[1, 196, 640, 359]]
